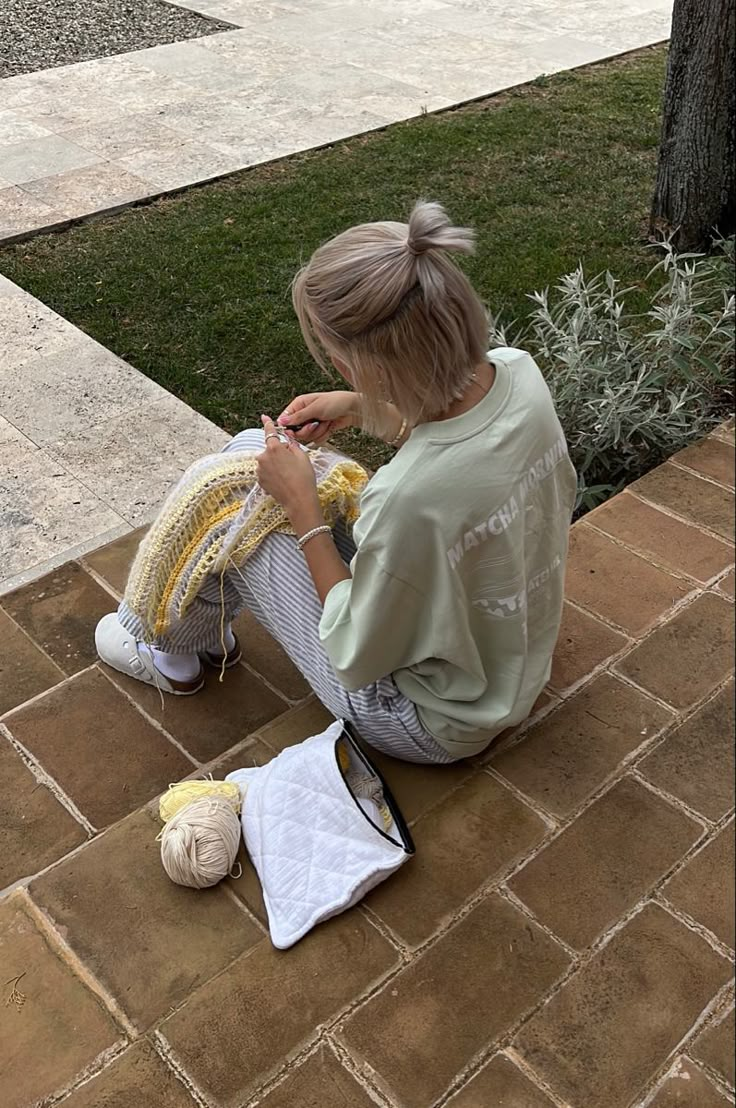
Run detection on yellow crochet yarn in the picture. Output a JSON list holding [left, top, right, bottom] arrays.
[[159, 780, 242, 823], [124, 448, 368, 641], [337, 741, 350, 773]]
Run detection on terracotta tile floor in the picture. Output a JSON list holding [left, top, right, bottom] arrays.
[[0, 430, 734, 1107]]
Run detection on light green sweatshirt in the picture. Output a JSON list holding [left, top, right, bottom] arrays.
[[319, 347, 577, 758]]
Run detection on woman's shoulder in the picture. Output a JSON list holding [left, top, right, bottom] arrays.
[[488, 345, 542, 375], [355, 449, 432, 543]]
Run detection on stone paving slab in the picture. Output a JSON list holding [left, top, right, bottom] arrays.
[[0, 275, 228, 596], [0, 428, 733, 1107], [0, 0, 673, 594], [0, 0, 673, 242]]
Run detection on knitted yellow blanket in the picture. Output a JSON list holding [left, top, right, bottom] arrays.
[[124, 447, 368, 640]]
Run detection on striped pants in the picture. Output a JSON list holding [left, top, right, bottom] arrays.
[[118, 429, 454, 764]]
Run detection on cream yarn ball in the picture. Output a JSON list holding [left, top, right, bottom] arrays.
[[160, 796, 242, 888]]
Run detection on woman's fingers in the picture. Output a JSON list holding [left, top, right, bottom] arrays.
[[290, 421, 322, 443], [278, 394, 324, 427], [261, 414, 285, 447], [277, 394, 312, 425]]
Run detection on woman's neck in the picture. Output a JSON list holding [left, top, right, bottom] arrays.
[[420, 360, 496, 425]]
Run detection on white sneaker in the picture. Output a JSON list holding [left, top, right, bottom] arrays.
[[95, 613, 205, 696]]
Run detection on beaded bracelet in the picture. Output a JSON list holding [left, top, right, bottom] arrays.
[[297, 525, 332, 551]]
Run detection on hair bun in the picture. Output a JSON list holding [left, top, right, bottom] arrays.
[[406, 200, 476, 258]]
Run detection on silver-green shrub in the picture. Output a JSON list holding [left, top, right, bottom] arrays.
[[491, 238, 734, 511]]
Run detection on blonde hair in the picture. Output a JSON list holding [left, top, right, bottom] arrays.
[[292, 200, 489, 432]]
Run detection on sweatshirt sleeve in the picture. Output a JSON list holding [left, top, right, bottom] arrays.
[[319, 547, 429, 690]]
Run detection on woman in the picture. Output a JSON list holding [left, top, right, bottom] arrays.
[[96, 201, 576, 763]]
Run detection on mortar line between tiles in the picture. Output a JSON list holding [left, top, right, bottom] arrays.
[[689, 1055, 736, 1101], [627, 768, 714, 831], [546, 617, 640, 701], [583, 516, 734, 584], [0, 602, 68, 677], [499, 785, 722, 957], [637, 822, 732, 917], [97, 666, 201, 767], [253, 697, 318, 753], [560, 593, 641, 641], [497, 885, 579, 959], [490, 683, 681, 820], [474, 693, 563, 768], [238, 1023, 391, 1108], [483, 764, 559, 830], [505, 666, 733, 853], [655, 895, 735, 960], [394, 764, 478, 830], [607, 667, 688, 714], [152, 920, 403, 1094], [568, 580, 702, 640], [338, 853, 580, 1036], [0, 721, 96, 836], [669, 458, 735, 493], [0, 661, 98, 722], [326, 953, 434, 1045], [608, 582, 730, 674], [427, 897, 700, 1094], [19, 889, 139, 1038], [346, 887, 724, 1105], [236, 1037, 329, 1108], [378, 814, 562, 958], [627, 487, 733, 545], [76, 559, 125, 603], [632, 980, 736, 1107], [564, 577, 724, 705], [488, 670, 678, 771], [498, 1048, 571, 1108], [219, 883, 269, 936], [626, 669, 734, 749], [151, 1031, 214, 1108], [0, 828, 96, 901], [428, 957, 584, 1108], [40, 1042, 131, 1107], [681, 1056, 736, 1103], [44, 432, 150, 527], [634, 1055, 699, 1108], [324, 1035, 396, 1108], [359, 902, 412, 960], [237, 657, 291, 708], [577, 516, 704, 578], [489, 744, 701, 898], [711, 426, 735, 445], [191, 732, 267, 778]]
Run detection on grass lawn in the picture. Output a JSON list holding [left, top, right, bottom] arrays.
[[1, 47, 666, 470]]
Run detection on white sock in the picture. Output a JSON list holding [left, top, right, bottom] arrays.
[[221, 625, 237, 653], [147, 647, 202, 683]]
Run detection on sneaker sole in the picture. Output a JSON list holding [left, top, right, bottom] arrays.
[[99, 657, 206, 697], [202, 650, 243, 670]]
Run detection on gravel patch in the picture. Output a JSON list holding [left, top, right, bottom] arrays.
[[0, 0, 234, 79]]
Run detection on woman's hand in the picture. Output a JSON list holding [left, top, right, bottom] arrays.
[[277, 391, 363, 446], [256, 416, 320, 522]]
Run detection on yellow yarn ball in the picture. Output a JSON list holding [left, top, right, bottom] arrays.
[[159, 780, 241, 823]]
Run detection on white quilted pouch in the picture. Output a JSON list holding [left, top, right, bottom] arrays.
[[226, 719, 414, 949]]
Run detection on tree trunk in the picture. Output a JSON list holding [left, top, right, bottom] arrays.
[[650, 0, 736, 251]]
